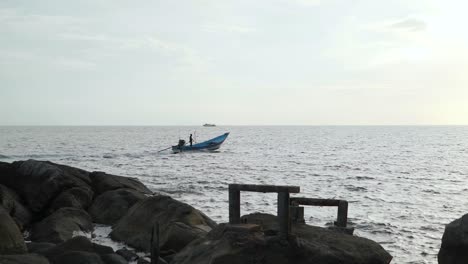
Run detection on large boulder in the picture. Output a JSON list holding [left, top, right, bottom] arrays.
[[111, 195, 217, 253], [438, 213, 468, 264], [52, 251, 104, 264], [0, 254, 50, 264], [41, 236, 114, 263], [100, 253, 128, 264], [89, 188, 146, 225], [0, 206, 27, 254], [0, 161, 17, 187], [172, 214, 392, 264], [0, 184, 32, 230], [5, 160, 91, 213], [47, 186, 94, 214], [31, 207, 93, 243], [90, 171, 152, 195]]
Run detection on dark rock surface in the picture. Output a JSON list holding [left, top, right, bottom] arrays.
[[31, 207, 93, 243], [172, 214, 392, 264], [0, 184, 32, 230], [89, 188, 146, 225], [111, 195, 216, 252], [116, 248, 139, 261], [0, 206, 27, 254], [7, 160, 91, 213], [41, 236, 115, 264], [438, 213, 468, 264], [100, 253, 128, 264], [90, 171, 152, 195], [0, 254, 50, 264], [52, 251, 104, 264], [47, 186, 94, 214], [26, 242, 56, 254]]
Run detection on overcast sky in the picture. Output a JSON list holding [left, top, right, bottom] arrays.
[[1, 0, 467, 125]]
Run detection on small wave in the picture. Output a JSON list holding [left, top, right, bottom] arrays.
[[344, 185, 367, 192], [0, 154, 10, 159], [103, 154, 114, 159]]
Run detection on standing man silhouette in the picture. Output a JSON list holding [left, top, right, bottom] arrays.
[[189, 134, 193, 147]]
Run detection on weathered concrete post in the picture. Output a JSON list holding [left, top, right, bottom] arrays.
[[337, 200, 348, 228], [278, 191, 290, 238], [229, 186, 241, 224], [290, 205, 305, 224], [150, 222, 160, 264]]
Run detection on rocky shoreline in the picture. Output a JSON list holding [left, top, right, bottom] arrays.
[[0, 159, 462, 263]]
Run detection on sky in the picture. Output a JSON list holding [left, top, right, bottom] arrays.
[[1, 0, 467, 125]]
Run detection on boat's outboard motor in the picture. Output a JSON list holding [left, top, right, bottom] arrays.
[[178, 139, 186, 147]]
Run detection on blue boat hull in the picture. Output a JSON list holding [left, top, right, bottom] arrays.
[[172, 132, 229, 153]]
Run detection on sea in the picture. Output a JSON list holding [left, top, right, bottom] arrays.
[[1, 126, 467, 264]]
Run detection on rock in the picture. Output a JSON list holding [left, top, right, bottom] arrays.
[[438, 213, 468, 264], [137, 258, 150, 264], [92, 243, 114, 255], [0, 184, 32, 230], [100, 253, 128, 264], [172, 214, 392, 264], [42, 236, 96, 258], [31, 207, 93, 243], [0, 206, 27, 254], [116, 248, 139, 261], [47, 186, 94, 214], [111, 195, 216, 253], [52, 251, 104, 264], [26, 242, 56, 254], [0, 161, 17, 188], [137, 257, 167, 264], [0, 254, 50, 264], [6, 160, 91, 213], [41, 236, 114, 263], [90, 171, 152, 195], [89, 188, 146, 225]]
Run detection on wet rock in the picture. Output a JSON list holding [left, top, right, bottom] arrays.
[[172, 214, 392, 264], [438, 213, 468, 264], [42, 236, 97, 258], [26, 242, 56, 254], [137, 259, 150, 264], [100, 253, 128, 264], [0, 254, 50, 264], [7, 160, 91, 213], [90, 171, 152, 195], [111, 195, 216, 253], [116, 248, 139, 261], [47, 186, 94, 214], [0, 184, 32, 230], [89, 188, 146, 225], [31, 207, 93, 243], [52, 251, 104, 264], [0, 161, 18, 188], [0, 206, 27, 254]]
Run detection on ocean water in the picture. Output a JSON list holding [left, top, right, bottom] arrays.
[[1, 126, 467, 263]]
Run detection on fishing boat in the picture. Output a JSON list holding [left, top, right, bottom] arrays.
[[203, 123, 216, 127], [172, 132, 229, 153]]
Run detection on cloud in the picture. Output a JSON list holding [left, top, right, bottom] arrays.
[[202, 24, 255, 33], [294, 0, 322, 6], [390, 18, 427, 32]]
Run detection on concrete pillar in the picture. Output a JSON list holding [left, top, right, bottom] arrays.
[[277, 191, 290, 238], [290, 206, 305, 224], [337, 200, 348, 227], [229, 188, 241, 224]]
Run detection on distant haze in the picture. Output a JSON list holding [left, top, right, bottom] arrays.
[[1, 0, 467, 125]]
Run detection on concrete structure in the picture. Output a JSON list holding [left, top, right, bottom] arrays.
[[290, 197, 353, 234], [228, 184, 300, 238]]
